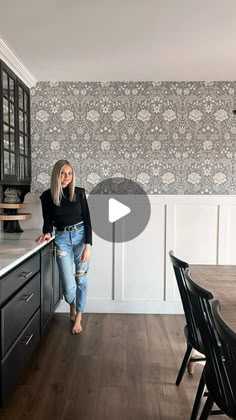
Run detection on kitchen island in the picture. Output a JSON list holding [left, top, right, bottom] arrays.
[[0, 229, 60, 406], [0, 229, 53, 276]]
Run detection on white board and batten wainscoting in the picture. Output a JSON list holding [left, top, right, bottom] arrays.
[[22, 194, 236, 314]]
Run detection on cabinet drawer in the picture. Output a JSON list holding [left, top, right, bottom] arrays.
[[1, 309, 40, 405], [1, 273, 40, 357], [1, 253, 40, 304]]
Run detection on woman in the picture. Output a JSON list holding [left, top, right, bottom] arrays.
[[36, 159, 92, 334]]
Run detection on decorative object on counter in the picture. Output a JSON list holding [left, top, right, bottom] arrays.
[[0, 203, 32, 233], [3, 188, 22, 204]]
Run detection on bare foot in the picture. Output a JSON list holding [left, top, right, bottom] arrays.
[[70, 302, 76, 323], [72, 313, 82, 334]]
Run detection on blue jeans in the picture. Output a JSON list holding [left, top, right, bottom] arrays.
[[54, 224, 89, 313]]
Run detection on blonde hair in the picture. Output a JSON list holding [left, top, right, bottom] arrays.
[[50, 160, 76, 206]]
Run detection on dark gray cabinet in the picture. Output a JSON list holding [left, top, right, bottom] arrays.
[[41, 244, 53, 334], [1, 273, 40, 356], [41, 243, 60, 335], [52, 246, 60, 310], [0, 242, 60, 405], [0, 60, 31, 187], [0, 253, 40, 304], [1, 310, 40, 404]]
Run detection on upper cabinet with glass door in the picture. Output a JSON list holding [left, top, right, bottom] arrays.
[[0, 60, 31, 185], [18, 80, 31, 183]]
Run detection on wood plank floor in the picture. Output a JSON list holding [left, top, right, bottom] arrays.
[[0, 314, 228, 420]]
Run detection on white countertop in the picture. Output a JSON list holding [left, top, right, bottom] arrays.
[[0, 230, 53, 277]]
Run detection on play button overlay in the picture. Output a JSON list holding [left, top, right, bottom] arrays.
[[87, 177, 151, 243], [109, 198, 131, 223]]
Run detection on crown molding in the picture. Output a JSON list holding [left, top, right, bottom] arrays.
[[0, 38, 37, 87]]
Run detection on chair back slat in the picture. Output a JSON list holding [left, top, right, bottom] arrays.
[[169, 251, 202, 350], [212, 300, 236, 415], [185, 269, 236, 416]]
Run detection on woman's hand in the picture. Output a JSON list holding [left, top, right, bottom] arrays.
[[81, 244, 91, 262], [35, 233, 51, 243]]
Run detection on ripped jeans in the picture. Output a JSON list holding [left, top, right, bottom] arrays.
[[54, 223, 89, 313]]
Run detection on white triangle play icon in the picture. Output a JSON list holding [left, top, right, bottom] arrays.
[[109, 198, 131, 223]]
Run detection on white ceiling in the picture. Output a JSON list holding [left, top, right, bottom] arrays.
[[0, 0, 236, 82]]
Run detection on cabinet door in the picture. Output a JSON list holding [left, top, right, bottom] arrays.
[[1, 309, 40, 406], [52, 244, 60, 309], [40, 243, 53, 334], [18, 81, 31, 183], [0, 63, 17, 182], [1, 273, 40, 357], [0, 60, 31, 185]]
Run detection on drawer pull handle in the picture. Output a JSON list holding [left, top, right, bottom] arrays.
[[25, 293, 34, 302], [21, 271, 33, 279], [22, 334, 34, 346], [21, 292, 34, 302], [26, 293, 34, 302]]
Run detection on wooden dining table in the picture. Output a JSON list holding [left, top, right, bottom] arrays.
[[190, 264, 236, 332]]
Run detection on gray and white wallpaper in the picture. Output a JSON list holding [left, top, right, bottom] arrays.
[[31, 81, 236, 194]]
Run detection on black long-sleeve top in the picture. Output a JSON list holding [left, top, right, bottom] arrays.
[[40, 186, 92, 245]]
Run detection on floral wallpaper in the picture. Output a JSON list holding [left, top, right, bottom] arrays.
[[31, 81, 236, 194]]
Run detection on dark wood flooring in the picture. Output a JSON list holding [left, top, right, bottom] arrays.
[[0, 314, 227, 420]]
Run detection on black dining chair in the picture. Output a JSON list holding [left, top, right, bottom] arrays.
[[169, 251, 205, 386], [184, 269, 227, 419], [201, 300, 236, 419]]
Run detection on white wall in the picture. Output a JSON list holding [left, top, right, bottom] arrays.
[[22, 194, 236, 314]]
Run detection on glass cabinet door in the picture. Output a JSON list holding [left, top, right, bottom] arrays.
[[18, 82, 31, 181], [1, 68, 17, 179], [0, 60, 31, 185]]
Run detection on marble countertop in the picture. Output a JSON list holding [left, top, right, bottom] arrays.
[[0, 230, 53, 277]]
